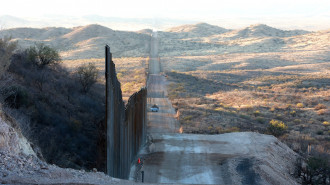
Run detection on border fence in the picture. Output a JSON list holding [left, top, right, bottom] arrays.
[[105, 45, 147, 179]]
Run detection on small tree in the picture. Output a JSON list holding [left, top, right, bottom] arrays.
[[77, 63, 98, 93], [0, 37, 17, 77], [27, 43, 61, 68]]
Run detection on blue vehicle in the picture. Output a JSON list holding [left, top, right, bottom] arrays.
[[150, 104, 159, 112]]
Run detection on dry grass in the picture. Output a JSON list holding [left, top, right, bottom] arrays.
[[163, 50, 330, 155]]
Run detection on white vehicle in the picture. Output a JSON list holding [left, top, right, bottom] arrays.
[[150, 104, 159, 112]]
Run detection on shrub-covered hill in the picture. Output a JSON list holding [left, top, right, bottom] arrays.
[[0, 49, 106, 171]]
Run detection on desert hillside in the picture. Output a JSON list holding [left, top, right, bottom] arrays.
[[154, 24, 329, 185], [222, 24, 309, 39], [1, 23, 328, 60], [1, 22, 329, 184], [165, 22, 229, 37], [0, 24, 151, 59]]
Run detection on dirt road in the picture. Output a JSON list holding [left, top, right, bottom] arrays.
[[147, 31, 180, 134], [141, 32, 249, 184], [129, 31, 298, 185]]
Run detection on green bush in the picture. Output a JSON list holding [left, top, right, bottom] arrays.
[[256, 117, 266, 124], [295, 154, 330, 184], [253, 110, 261, 117], [1, 85, 30, 108], [290, 110, 296, 117], [268, 119, 288, 136], [26, 43, 61, 68], [76, 63, 99, 93], [305, 156, 329, 184], [0, 37, 17, 77], [223, 127, 240, 133], [296, 103, 304, 108], [7, 50, 105, 171], [316, 130, 323, 135], [239, 114, 251, 120], [183, 115, 193, 121]]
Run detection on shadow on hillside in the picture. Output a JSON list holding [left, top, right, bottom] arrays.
[[162, 58, 214, 72], [177, 94, 329, 136], [199, 58, 297, 72], [167, 71, 239, 96], [158, 33, 287, 56], [166, 70, 307, 97]]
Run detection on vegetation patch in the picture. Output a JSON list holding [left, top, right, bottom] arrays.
[[163, 54, 330, 183]]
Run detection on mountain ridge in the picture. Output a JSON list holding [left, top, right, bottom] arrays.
[[1, 23, 327, 59], [165, 22, 229, 36], [223, 24, 310, 39], [1, 14, 330, 31]]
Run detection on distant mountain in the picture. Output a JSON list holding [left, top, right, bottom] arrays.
[[0, 27, 72, 40], [1, 23, 327, 59], [0, 24, 151, 59], [136, 29, 153, 35], [224, 24, 309, 39], [166, 23, 229, 37], [0, 14, 197, 31], [1, 14, 329, 31], [61, 24, 114, 41], [0, 15, 31, 28]]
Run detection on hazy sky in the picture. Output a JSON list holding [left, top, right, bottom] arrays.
[[2, 0, 329, 18], [1, 0, 330, 30]]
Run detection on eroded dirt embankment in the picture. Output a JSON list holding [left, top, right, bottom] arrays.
[[0, 112, 138, 184]]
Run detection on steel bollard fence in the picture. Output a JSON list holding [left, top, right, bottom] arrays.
[[106, 45, 147, 179]]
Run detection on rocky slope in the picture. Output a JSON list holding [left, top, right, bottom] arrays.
[[0, 108, 137, 184]]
